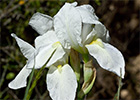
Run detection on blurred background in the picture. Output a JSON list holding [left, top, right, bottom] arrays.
[[0, 0, 139, 100]]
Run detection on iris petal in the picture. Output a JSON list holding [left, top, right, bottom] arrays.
[[86, 40, 125, 78], [54, 3, 81, 49], [29, 12, 53, 35], [11, 33, 35, 60], [47, 64, 77, 100], [8, 64, 32, 89]]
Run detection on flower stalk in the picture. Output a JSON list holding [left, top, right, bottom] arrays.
[[26, 64, 46, 100]]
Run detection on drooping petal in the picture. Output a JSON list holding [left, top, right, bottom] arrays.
[[47, 44, 65, 67], [29, 12, 53, 35], [54, 2, 82, 49], [76, 5, 100, 24], [11, 33, 35, 60], [35, 30, 59, 49], [86, 39, 125, 78], [47, 64, 77, 100], [8, 64, 32, 89]]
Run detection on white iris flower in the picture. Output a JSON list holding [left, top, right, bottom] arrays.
[[8, 2, 125, 100], [8, 30, 68, 88], [53, 2, 125, 78], [9, 32, 77, 100]]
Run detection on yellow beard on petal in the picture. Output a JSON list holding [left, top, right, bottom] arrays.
[[52, 41, 61, 48], [57, 65, 62, 73], [89, 38, 104, 48]]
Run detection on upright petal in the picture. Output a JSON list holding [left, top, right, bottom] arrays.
[[84, 23, 110, 44], [84, 28, 97, 45], [94, 23, 110, 42], [54, 3, 82, 49], [47, 44, 66, 67], [71, 2, 77, 6], [47, 64, 77, 100], [76, 5, 100, 24], [86, 39, 125, 78], [8, 64, 32, 89], [35, 30, 59, 49], [81, 23, 93, 44], [32, 44, 57, 69], [11, 34, 35, 60], [29, 12, 53, 35]]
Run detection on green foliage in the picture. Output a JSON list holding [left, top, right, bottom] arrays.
[[6, 72, 15, 80], [95, 0, 101, 6]]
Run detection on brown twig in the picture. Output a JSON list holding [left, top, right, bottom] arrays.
[[0, 46, 23, 66], [35, 86, 41, 98], [0, 0, 27, 20]]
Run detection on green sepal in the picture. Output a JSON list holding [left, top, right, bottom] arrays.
[[78, 60, 96, 98]]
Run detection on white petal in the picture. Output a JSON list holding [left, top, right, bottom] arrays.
[[47, 64, 77, 100], [86, 42, 125, 78], [8, 64, 32, 89], [76, 5, 100, 24], [52, 51, 70, 67], [81, 23, 93, 44], [84, 28, 96, 44], [94, 23, 110, 42], [35, 30, 59, 49], [54, 3, 82, 49], [26, 57, 35, 69], [11, 33, 35, 59], [47, 45, 65, 67], [29, 12, 53, 35], [33, 44, 57, 69], [71, 2, 77, 6], [84, 23, 110, 44]]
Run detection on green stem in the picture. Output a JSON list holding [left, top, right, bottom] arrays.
[[77, 53, 89, 99], [114, 68, 123, 100], [82, 54, 89, 63], [116, 69, 122, 100], [23, 67, 35, 100], [26, 64, 46, 100]]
